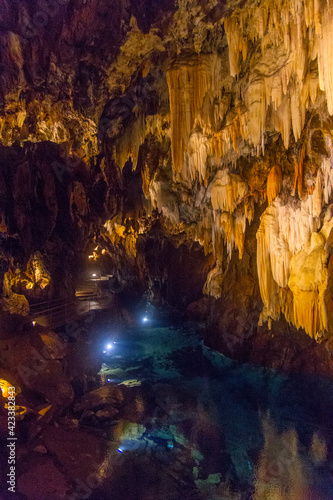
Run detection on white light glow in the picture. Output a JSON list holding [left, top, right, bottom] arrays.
[[107, 344, 112, 349], [143, 317, 148, 322], [92, 273, 96, 277]]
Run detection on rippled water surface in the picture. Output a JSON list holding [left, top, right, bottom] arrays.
[[98, 322, 333, 500]]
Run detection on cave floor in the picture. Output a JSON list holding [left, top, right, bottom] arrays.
[[92, 320, 333, 500]]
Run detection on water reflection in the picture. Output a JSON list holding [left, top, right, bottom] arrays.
[[97, 324, 333, 499], [254, 416, 303, 499]]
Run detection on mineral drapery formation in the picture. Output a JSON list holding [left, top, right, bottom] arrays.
[[2, 0, 333, 369]]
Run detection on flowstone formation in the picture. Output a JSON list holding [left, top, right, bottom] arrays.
[[2, 0, 333, 371]]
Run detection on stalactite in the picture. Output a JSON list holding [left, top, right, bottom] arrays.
[[114, 114, 145, 170], [234, 215, 246, 259], [166, 54, 221, 182], [195, 215, 213, 256], [317, 1, 333, 115], [104, 218, 137, 258], [203, 263, 223, 299], [257, 145, 333, 337], [148, 174, 179, 225], [219, 212, 234, 258], [288, 232, 328, 337], [267, 165, 282, 205], [209, 169, 251, 260], [292, 143, 305, 198], [221, 0, 333, 152], [223, 16, 248, 77], [245, 197, 255, 225], [142, 163, 150, 199], [213, 229, 224, 262], [211, 170, 248, 213], [165, 2, 333, 184], [186, 131, 209, 184]]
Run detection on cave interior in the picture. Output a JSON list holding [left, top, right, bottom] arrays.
[[1, 1, 333, 499]]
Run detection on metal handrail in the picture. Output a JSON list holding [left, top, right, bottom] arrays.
[[30, 300, 77, 317], [29, 296, 71, 311], [29, 290, 111, 328]]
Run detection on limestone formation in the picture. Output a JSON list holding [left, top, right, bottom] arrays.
[[2, 0, 333, 364]]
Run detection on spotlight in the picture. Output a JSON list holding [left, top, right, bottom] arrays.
[[143, 317, 148, 323], [107, 344, 112, 349], [92, 273, 96, 277], [32, 321, 36, 326]]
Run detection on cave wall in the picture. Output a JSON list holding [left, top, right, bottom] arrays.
[[0, 141, 116, 307], [2, 0, 333, 371]]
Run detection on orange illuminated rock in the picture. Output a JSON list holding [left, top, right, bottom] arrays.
[[267, 165, 282, 205]]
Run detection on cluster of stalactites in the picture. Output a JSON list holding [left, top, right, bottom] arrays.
[[222, 0, 333, 150], [165, 0, 333, 189], [194, 215, 214, 256], [210, 169, 254, 260], [211, 170, 248, 213], [104, 217, 137, 258], [114, 114, 145, 171], [166, 54, 223, 183], [114, 113, 171, 172], [256, 145, 333, 338]]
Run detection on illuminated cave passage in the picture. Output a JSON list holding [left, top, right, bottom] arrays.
[[2, 0, 333, 498]]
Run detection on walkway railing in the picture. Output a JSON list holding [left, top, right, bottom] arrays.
[[29, 291, 111, 328]]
